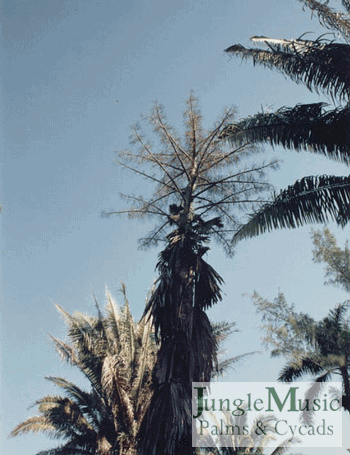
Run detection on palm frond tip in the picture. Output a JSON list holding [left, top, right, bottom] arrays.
[[225, 40, 350, 102]]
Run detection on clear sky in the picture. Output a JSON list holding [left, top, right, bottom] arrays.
[[2, 0, 350, 454]]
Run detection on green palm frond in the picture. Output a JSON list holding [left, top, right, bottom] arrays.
[[105, 286, 122, 353], [53, 313, 108, 398], [69, 317, 105, 356], [45, 377, 86, 397], [78, 365, 104, 398], [101, 354, 135, 434], [92, 292, 113, 354], [132, 316, 155, 399], [24, 396, 93, 440], [326, 300, 350, 326], [220, 103, 350, 165], [48, 336, 77, 365], [225, 39, 350, 102], [55, 306, 102, 359], [44, 399, 92, 437], [278, 357, 325, 382], [101, 354, 129, 394], [211, 321, 238, 342], [44, 377, 101, 430], [9, 416, 59, 438], [213, 351, 261, 379], [233, 175, 350, 243], [316, 302, 350, 355], [120, 300, 136, 369]]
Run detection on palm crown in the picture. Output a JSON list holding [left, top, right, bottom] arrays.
[[10, 287, 157, 455], [104, 93, 277, 255]]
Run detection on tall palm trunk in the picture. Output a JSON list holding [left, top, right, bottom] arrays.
[[138, 224, 222, 455]]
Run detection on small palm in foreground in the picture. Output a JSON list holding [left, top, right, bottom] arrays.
[[9, 286, 157, 455], [221, 0, 350, 242], [9, 285, 243, 455]]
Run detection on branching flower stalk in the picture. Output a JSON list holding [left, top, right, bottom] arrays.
[[105, 95, 277, 253]]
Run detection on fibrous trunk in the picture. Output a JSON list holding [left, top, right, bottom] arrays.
[[138, 228, 222, 455]]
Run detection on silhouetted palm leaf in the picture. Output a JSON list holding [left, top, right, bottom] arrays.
[[220, 103, 350, 165], [223, 1, 350, 244], [225, 38, 350, 101], [232, 175, 350, 242]]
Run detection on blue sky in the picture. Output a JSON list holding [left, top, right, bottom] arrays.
[[2, 0, 350, 454]]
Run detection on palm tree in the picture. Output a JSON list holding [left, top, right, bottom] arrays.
[[252, 228, 350, 416], [278, 302, 350, 415], [9, 286, 157, 455], [221, 0, 350, 242], [104, 93, 279, 455]]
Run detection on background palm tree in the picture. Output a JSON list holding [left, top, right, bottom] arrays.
[[278, 302, 350, 415], [9, 286, 157, 455], [221, 0, 350, 242], [104, 93, 278, 455], [252, 227, 350, 415]]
